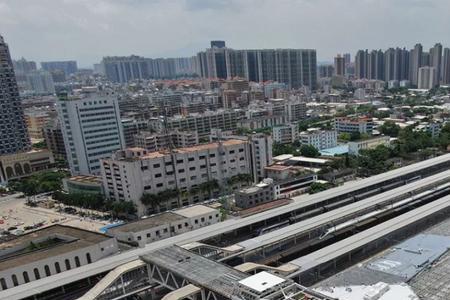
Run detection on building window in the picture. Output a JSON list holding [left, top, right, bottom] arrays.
[[147, 233, 151, 238], [65, 259, 71, 270], [33, 268, 40, 280], [137, 236, 142, 241], [0, 278, 6, 290], [11, 275, 18, 287], [86, 253, 92, 264], [75, 256, 81, 267], [23, 272, 30, 283], [55, 262, 61, 273], [44, 265, 51, 277]]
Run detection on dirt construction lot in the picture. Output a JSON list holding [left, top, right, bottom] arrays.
[[0, 194, 110, 233]]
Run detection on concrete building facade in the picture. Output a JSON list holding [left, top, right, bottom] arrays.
[[56, 88, 125, 175], [299, 129, 338, 150], [100, 140, 254, 216], [335, 116, 374, 134]]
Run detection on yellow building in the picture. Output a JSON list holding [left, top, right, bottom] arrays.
[[24, 109, 55, 139], [0, 150, 55, 184]]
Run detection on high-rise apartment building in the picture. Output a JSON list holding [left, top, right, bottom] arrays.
[[343, 53, 351, 66], [418, 66, 436, 89], [443, 48, 450, 85], [430, 43, 443, 83], [355, 50, 368, 79], [0, 35, 31, 155], [368, 50, 384, 80], [334, 54, 345, 76], [25, 70, 55, 94], [409, 43, 423, 86], [41, 60, 78, 76], [210, 40, 226, 48], [102, 56, 149, 83], [13, 58, 37, 73], [102, 56, 197, 83], [197, 46, 317, 89], [318, 65, 334, 78], [56, 88, 125, 175]]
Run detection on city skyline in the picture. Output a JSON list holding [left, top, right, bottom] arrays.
[[1, 0, 450, 66]]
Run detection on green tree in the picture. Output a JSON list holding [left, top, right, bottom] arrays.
[[379, 121, 401, 137], [350, 132, 361, 141], [309, 182, 330, 194], [339, 133, 351, 141], [299, 144, 320, 158]]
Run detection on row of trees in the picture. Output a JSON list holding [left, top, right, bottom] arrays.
[[273, 142, 320, 158], [53, 191, 136, 217], [9, 171, 68, 200]]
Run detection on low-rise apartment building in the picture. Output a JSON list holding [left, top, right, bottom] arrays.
[[235, 178, 280, 209], [134, 130, 199, 152], [299, 128, 337, 150], [335, 116, 374, 134], [100, 139, 254, 216], [272, 124, 299, 144], [108, 205, 220, 247]]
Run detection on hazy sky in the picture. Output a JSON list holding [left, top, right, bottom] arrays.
[[1, 0, 450, 67]]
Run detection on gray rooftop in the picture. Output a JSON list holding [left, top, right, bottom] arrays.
[[367, 234, 450, 281], [141, 246, 248, 298], [109, 212, 185, 234]]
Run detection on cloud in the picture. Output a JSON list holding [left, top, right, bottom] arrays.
[[0, 0, 449, 67]]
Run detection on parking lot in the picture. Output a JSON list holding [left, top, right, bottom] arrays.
[[0, 193, 111, 235]]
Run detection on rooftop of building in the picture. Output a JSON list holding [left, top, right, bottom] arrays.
[[174, 205, 217, 218], [0, 225, 112, 272], [264, 164, 293, 172], [108, 212, 185, 234], [288, 156, 330, 164], [67, 175, 102, 185], [335, 116, 373, 122], [114, 139, 247, 162], [272, 154, 294, 162]]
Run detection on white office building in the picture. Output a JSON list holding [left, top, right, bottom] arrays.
[[57, 87, 125, 175], [299, 129, 337, 150], [272, 124, 299, 144], [101, 139, 253, 216]]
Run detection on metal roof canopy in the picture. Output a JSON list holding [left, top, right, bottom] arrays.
[[141, 245, 248, 298], [3, 154, 450, 300]]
